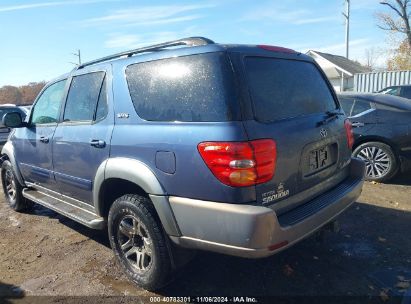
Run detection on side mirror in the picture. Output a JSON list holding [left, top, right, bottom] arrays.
[[2, 112, 24, 128]]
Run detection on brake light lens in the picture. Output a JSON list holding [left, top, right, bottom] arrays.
[[257, 45, 296, 54], [344, 119, 354, 149], [197, 139, 276, 187]]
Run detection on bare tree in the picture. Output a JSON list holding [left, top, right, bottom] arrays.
[[364, 48, 377, 70], [377, 0, 411, 48]]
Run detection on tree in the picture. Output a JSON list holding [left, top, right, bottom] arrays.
[[377, 0, 411, 49], [0, 81, 45, 105], [364, 48, 378, 70], [387, 39, 411, 69], [19, 82, 46, 104], [0, 86, 22, 104]]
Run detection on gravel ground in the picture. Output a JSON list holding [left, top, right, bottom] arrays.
[[0, 174, 410, 303]]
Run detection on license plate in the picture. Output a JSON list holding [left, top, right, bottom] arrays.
[[309, 146, 330, 171]]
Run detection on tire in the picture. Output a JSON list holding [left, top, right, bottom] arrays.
[[1, 160, 30, 212], [353, 141, 398, 182], [108, 194, 172, 291]]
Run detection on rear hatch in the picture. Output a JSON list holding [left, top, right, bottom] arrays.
[[232, 49, 352, 212]]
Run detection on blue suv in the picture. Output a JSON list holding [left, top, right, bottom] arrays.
[[0, 37, 364, 290]]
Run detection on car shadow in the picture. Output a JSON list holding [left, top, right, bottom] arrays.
[[29, 204, 111, 249], [0, 281, 25, 304], [387, 172, 411, 186]]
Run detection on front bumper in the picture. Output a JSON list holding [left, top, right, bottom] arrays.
[[169, 158, 365, 258]]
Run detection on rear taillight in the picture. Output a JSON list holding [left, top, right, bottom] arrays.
[[344, 119, 354, 149], [197, 139, 276, 187]]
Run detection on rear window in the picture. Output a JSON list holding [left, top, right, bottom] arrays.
[[245, 57, 337, 122], [126, 52, 238, 122]]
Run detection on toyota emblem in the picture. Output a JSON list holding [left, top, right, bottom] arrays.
[[320, 129, 328, 138]]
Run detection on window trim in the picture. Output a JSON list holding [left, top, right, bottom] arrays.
[[60, 71, 107, 126]]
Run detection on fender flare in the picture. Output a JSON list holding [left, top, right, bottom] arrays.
[[1, 142, 26, 187], [93, 157, 181, 236]]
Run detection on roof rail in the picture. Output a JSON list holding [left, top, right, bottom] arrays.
[[77, 36, 215, 69]]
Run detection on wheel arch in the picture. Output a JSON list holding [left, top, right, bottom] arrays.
[[1, 142, 26, 187], [93, 157, 181, 236], [353, 135, 400, 157]]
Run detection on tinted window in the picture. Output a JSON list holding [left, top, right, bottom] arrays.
[[339, 97, 355, 116], [351, 99, 372, 116], [126, 53, 237, 122], [245, 57, 337, 122], [383, 87, 400, 96], [31, 80, 66, 125], [95, 77, 108, 121], [64, 72, 105, 122], [401, 86, 411, 99]]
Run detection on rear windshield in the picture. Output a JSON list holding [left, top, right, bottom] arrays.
[[245, 57, 337, 122], [126, 52, 238, 122]]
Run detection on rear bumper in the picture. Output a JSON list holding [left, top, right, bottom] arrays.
[[169, 158, 365, 258]]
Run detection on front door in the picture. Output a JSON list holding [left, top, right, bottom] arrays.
[[14, 79, 67, 191], [52, 67, 113, 204]]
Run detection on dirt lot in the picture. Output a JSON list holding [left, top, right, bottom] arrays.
[[0, 174, 410, 303]]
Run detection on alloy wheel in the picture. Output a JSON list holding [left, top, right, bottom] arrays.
[[4, 169, 16, 201], [117, 215, 153, 273], [357, 146, 391, 179]]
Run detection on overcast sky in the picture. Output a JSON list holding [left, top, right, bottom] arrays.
[[0, 0, 393, 86]]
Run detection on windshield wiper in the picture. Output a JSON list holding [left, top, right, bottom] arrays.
[[318, 110, 344, 126]]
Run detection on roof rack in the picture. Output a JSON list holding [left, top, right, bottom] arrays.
[[77, 36, 214, 69]]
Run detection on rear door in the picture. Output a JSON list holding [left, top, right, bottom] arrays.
[[400, 86, 411, 99], [234, 53, 352, 210], [340, 96, 377, 134], [52, 66, 113, 204]]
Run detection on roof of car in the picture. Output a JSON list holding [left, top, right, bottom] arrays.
[[384, 85, 411, 88], [49, 37, 313, 85], [338, 92, 411, 111]]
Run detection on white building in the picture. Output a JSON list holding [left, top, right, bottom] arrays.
[[306, 50, 370, 92]]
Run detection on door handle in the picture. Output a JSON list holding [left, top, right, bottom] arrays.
[[351, 122, 365, 128], [39, 136, 49, 143], [90, 139, 106, 148]]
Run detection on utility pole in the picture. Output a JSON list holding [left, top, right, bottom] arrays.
[[69, 49, 82, 66], [341, 0, 350, 92], [343, 0, 350, 59]]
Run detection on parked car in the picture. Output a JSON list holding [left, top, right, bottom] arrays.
[[378, 85, 411, 100], [19, 105, 32, 116], [0, 105, 27, 146], [0, 37, 364, 290], [338, 93, 411, 182]]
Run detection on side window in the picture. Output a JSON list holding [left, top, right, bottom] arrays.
[[95, 77, 108, 121], [386, 87, 400, 96], [401, 86, 411, 99], [351, 99, 372, 116], [63, 72, 105, 122], [125, 53, 236, 122], [339, 97, 355, 116], [31, 80, 67, 125]]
